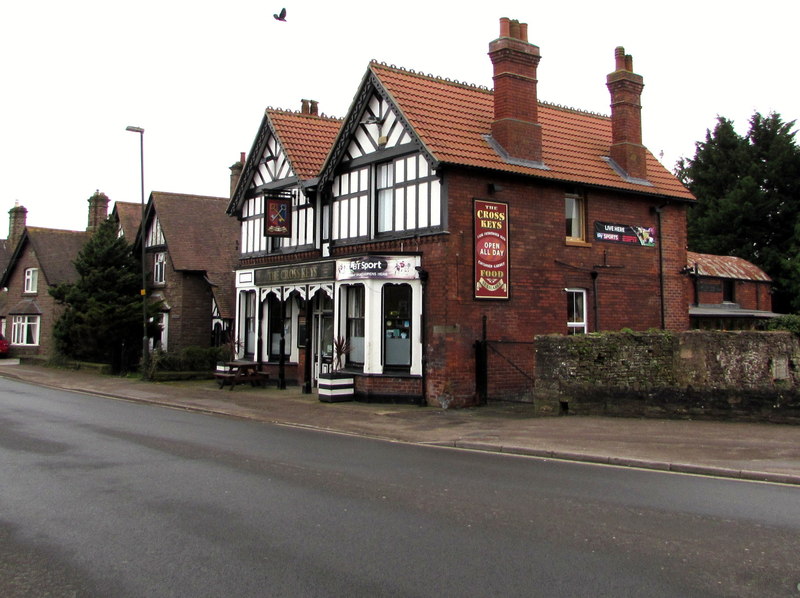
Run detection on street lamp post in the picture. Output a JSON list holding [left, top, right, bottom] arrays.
[[126, 125, 148, 378]]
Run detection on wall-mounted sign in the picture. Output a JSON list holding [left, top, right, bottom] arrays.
[[254, 261, 336, 286], [336, 256, 418, 281], [474, 200, 509, 299], [264, 191, 293, 238], [594, 221, 656, 247]]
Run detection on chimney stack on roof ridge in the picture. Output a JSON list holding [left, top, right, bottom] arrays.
[[488, 17, 543, 163], [606, 46, 647, 180]]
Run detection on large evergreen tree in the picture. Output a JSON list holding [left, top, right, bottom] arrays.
[[50, 217, 153, 372], [677, 112, 800, 313]]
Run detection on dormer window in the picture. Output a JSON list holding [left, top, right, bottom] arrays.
[[24, 268, 38, 294]]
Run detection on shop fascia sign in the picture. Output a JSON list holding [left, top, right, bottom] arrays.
[[336, 256, 419, 281]]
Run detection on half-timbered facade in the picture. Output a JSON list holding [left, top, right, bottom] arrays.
[[230, 18, 695, 406]]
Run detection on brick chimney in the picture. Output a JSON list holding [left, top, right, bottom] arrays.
[[8, 202, 27, 249], [606, 47, 647, 180], [229, 152, 245, 199], [87, 190, 109, 232], [301, 99, 319, 116], [488, 17, 543, 163]]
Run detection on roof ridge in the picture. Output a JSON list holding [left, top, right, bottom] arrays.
[[266, 107, 343, 121], [370, 60, 491, 92], [370, 60, 608, 118]]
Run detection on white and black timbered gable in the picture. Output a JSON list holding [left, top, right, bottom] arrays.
[[320, 68, 437, 184], [228, 114, 298, 215]]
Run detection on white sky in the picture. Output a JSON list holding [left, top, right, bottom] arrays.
[[1, 0, 796, 232]]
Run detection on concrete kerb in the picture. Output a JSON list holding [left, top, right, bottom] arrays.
[[2, 364, 800, 487]]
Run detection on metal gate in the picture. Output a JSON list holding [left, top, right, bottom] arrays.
[[475, 339, 536, 403]]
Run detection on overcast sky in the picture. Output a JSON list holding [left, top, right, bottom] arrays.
[[1, 0, 796, 233]]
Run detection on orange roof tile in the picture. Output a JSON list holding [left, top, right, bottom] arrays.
[[370, 62, 694, 201], [267, 109, 342, 180], [687, 251, 771, 282]]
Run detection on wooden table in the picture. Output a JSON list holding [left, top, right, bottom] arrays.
[[213, 360, 270, 390]]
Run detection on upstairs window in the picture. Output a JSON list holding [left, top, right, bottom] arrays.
[[565, 194, 586, 243], [153, 252, 166, 285], [24, 268, 38, 294]]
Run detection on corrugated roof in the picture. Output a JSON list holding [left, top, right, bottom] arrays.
[[687, 251, 772, 282], [369, 62, 694, 201]]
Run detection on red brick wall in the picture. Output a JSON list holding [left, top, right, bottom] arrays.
[[423, 170, 688, 406]]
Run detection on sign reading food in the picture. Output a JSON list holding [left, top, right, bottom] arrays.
[[474, 200, 509, 299]]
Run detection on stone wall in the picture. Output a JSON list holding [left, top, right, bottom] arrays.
[[533, 330, 800, 423]]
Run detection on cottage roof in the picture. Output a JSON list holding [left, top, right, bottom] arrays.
[[112, 201, 142, 241], [24, 227, 91, 286], [320, 61, 693, 201], [686, 251, 771, 282], [148, 192, 239, 318]]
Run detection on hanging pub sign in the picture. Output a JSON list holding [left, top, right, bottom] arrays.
[[264, 190, 293, 238], [594, 221, 656, 247], [474, 200, 509, 299]]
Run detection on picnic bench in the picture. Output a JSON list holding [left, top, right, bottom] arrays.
[[214, 360, 270, 390]]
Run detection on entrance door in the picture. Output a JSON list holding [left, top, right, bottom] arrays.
[[311, 292, 333, 386]]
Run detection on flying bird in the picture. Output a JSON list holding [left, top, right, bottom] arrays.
[[274, 8, 286, 21]]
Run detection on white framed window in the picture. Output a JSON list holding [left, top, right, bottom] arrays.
[[24, 268, 38, 294], [566, 288, 587, 334], [11, 315, 40, 346], [565, 194, 586, 242], [153, 252, 166, 284]]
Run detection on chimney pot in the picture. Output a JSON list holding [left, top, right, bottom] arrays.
[[499, 17, 510, 37], [310, 100, 319, 116], [607, 47, 647, 180], [489, 17, 543, 163], [301, 99, 310, 114]]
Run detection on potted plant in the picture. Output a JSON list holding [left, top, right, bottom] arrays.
[[318, 336, 355, 402]]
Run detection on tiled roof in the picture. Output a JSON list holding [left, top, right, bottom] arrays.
[[267, 109, 342, 180], [26, 227, 92, 285], [370, 62, 694, 201], [112, 201, 142, 241], [150, 192, 239, 293], [687, 251, 771, 282]]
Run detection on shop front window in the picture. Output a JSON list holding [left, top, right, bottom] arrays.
[[383, 283, 412, 367]]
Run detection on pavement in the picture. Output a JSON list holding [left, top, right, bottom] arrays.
[[2, 361, 800, 486]]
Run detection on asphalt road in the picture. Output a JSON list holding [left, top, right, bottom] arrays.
[[1, 378, 798, 597]]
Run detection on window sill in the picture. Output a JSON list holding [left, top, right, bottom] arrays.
[[565, 239, 592, 248]]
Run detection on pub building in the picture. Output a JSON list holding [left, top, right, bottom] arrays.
[[227, 18, 694, 407]]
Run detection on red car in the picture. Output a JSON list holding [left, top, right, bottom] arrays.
[[0, 334, 9, 358]]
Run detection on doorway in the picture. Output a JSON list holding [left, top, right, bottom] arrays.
[[311, 291, 333, 386]]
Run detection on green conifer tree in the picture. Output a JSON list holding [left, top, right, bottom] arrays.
[[50, 217, 155, 372], [678, 112, 800, 313]]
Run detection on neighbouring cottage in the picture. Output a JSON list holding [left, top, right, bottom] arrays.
[[137, 191, 240, 353], [227, 18, 695, 406], [685, 251, 778, 329], [0, 193, 107, 357]]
